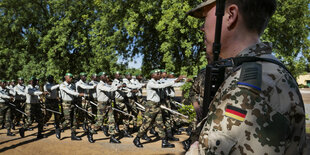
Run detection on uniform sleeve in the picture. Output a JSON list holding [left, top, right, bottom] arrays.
[[51, 84, 60, 90], [148, 81, 174, 89], [60, 85, 79, 96], [26, 87, 43, 96], [14, 86, 26, 96], [0, 92, 11, 99], [98, 84, 116, 92], [197, 86, 289, 155], [77, 83, 95, 90]]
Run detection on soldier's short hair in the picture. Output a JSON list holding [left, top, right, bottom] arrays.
[[226, 0, 277, 35]]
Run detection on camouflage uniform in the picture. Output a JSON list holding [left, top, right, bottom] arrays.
[[93, 80, 117, 135], [23, 84, 44, 131], [187, 43, 306, 154], [0, 87, 12, 130], [75, 79, 96, 129], [59, 81, 80, 132], [13, 83, 27, 126], [137, 78, 175, 139], [112, 78, 130, 132], [43, 82, 60, 126]]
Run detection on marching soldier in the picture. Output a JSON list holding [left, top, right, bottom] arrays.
[[43, 75, 60, 128], [19, 77, 48, 139], [123, 73, 140, 132], [0, 80, 15, 136], [133, 69, 183, 148], [13, 77, 27, 127], [90, 72, 121, 143], [55, 73, 84, 141], [111, 71, 132, 137], [75, 72, 96, 143]]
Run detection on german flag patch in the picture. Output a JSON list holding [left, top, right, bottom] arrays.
[[225, 105, 247, 121]]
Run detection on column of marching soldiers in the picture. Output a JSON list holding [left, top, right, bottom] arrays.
[[0, 69, 190, 148]]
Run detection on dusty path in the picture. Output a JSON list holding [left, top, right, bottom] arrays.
[[0, 124, 188, 155]]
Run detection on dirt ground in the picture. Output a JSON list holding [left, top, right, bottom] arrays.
[[1, 88, 310, 155], [0, 124, 188, 155]]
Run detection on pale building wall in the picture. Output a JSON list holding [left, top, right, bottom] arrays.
[[297, 73, 310, 86]]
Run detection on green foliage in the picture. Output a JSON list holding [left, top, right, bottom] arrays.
[[178, 104, 196, 123], [0, 0, 309, 81]]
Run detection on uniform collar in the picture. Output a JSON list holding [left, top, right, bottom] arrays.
[[236, 42, 273, 58]]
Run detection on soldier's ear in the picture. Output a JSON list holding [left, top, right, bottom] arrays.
[[225, 4, 239, 30]]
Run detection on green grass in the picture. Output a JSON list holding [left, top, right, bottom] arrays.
[[307, 127, 310, 134]]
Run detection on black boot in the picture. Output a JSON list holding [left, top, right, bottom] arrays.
[[132, 126, 139, 133], [110, 135, 121, 143], [123, 130, 133, 138], [55, 128, 61, 139], [150, 127, 156, 135], [167, 130, 179, 141], [173, 128, 182, 135], [133, 136, 143, 148], [186, 127, 192, 136], [82, 122, 87, 131], [115, 125, 120, 133], [11, 123, 15, 130], [19, 127, 25, 138], [182, 138, 191, 151], [71, 132, 82, 141], [37, 126, 46, 139], [102, 126, 109, 136], [7, 129, 15, 136], [87, 131, 95, 143], [162, 138, 175, 148], [142, 133, 151, 142]]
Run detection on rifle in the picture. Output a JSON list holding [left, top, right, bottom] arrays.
[[183, 0, 227, 151], [86, 97, 135, 118], [160, 105, 189, 119], [7, 102, 28, 116], [202, 0, 226, 121]]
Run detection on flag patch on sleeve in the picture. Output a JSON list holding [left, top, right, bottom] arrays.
[[225, 105, 247, 121]]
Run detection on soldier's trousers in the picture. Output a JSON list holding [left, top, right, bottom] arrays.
[[115, 99, 130, 131], [24, 103, 32, 127], [0, 102, 12, 130], [60, 101, 77, 132], [23, 103, 44, 130], [43, 99, 61, 127], [137, 101, 165, 139], [93, 101, 116, 135], [128, 98, 138, 127], [162, 100, 173, 131], [12, 100, 25, 125]]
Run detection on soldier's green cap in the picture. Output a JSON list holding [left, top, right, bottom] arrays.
[[18, 77, 24, 80], [115, 71, 121, 75], [92, 73, 97, 77], [135, 73, 141, 77], [29, 76, 37, 81], [1, 80, 5, 83], [187, 0, 216, 18], [169, 72, 174, 75], [11, 80, 15, 82], [98, 72, 106, 76], [125, 72, 131, 76], [65, 73, 73, 77], [80, 72, 87, 76], [161, 69, 166, 73], [150, 69, 159, 74]]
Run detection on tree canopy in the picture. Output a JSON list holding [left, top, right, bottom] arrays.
[[0, 0, 309, 82]]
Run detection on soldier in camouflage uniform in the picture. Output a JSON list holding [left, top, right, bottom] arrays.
[[133, 69, 183, 148], [13, 78, 27, 127], [0, 80, 15, 136], [90, 72, 121, 143], [55, 73, 85, 141], [111, 71, 132, 137], [19, 77, 48, 139], [43, 75, 60, 128], [186, 0, 306, 154]]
